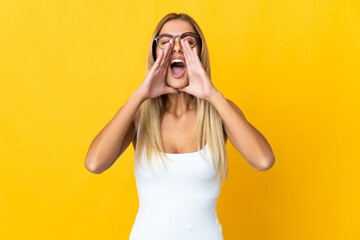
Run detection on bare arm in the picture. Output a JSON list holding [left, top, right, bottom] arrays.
[[84, 39, 177, 174], [207, 90, 275, 171], [84, 90, 144, 174]]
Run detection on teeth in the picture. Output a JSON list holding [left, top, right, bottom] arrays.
[[171, 58, 184, 64]]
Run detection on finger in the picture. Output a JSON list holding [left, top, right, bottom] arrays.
[[157, 42, 169, 70], [185, 40, 195, 63], [192, 47, 202, 67], [181, 39, 191, 67], [180, 39, 189, 58], [163, 47, 173, 74], [153, 49, 164, 70], [164, 39, 174, 68], [160, 40, 173, 69], [184, 40, 195, 67], [158, 42, 170, 69]]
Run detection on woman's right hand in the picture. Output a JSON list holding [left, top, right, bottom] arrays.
[[137, 39, 179, 101]]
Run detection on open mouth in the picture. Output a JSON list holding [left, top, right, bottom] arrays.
[[170, 59, 186, 78]]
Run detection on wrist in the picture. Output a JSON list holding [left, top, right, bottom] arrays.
[[205, 89, 221, 103], [133, 88, 147, 104]]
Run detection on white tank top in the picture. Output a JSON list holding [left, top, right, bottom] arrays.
[[129, 123, 224, 240]]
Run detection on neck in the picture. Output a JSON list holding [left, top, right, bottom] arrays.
[[164, 92, 196, 117]]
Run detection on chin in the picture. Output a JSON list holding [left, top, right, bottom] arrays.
[[166, 77, 189, 90]]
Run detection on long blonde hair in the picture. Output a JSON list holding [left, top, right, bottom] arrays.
[[134, 13, 228, 188]]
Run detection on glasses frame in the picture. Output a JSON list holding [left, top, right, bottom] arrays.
[[154, 32, 201, 50]]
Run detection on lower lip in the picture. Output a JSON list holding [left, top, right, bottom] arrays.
[[170, 65, 186, 78]]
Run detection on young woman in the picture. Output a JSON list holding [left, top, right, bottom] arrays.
[[85, 13, 275, 240]]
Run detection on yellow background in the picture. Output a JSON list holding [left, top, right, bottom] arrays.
[[1, 0, 359, 239]]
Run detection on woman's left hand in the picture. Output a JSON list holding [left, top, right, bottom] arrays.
[[178, 39, 219, 101]]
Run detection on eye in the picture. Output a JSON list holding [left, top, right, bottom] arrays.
[[182, 35, 196, 46], [158, 36, 172, 47]]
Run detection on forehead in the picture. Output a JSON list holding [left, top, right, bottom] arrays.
[[159, 19, 196, 35]]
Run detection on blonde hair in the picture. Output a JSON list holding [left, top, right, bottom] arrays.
[[134, 13, 228, 188]]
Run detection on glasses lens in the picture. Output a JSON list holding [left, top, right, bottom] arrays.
[[182, 34, 197, 47], [156, 34, 199, 49], [158, 35, 172, 49]]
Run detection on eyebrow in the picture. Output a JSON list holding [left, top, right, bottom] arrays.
[[159, 32, 197, 35]]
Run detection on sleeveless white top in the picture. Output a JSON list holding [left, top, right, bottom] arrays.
[[129, 123, 224, 240]]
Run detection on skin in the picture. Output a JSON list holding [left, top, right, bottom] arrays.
[[137, 19, 212, 153], [84, 19, 275, 174], [155, 19, 217, 116], [155, 19, 213, 152], [137, 19, 275, 170], [144, 19, 218, 152]]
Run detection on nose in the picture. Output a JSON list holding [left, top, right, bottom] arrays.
[[172, 37, 183, 53]]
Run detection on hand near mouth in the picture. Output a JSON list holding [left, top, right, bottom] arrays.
[[177, 39, 218, 101], [137, 40, 178, 101]]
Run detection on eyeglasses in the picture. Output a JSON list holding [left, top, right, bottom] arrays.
[[154, 32, 201, 50]]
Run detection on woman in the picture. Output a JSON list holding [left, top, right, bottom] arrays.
[[85, 13, 275, 240]]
